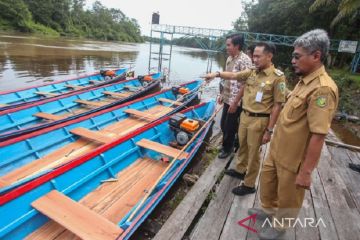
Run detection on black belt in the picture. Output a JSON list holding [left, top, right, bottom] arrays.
[[243, 110, 270, 118]]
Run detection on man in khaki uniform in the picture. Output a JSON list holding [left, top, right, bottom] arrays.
[[248, 29, 339, 240], [205, 42, 286, 196]]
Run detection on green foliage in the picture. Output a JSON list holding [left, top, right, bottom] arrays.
[[331, 73, 360, 114], [0, 0, 32, 31], [310, 0, 360, 28], [0, 0, 143, 42], [235, 0, 360, 40]]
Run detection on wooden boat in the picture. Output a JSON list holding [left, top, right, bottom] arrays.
[[0, 79, 202, 193], [0, 68, 128, 111], [0, 73, 162, 141], [0, 100, 215, 240]]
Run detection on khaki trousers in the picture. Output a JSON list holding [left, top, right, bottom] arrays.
[[260, 151, 305, 230], [236, 112, 269, 188]]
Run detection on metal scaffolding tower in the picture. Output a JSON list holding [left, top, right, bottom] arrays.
[[148, 23, 360, 73]]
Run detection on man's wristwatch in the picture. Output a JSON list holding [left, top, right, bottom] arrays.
[[215, 71, 221, 78], [266, 128, 274, 134]]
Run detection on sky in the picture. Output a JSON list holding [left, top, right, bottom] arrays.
[[86, 0, 245, 36]]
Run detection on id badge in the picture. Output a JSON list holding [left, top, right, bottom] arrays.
[[255, 91, 263, 103]]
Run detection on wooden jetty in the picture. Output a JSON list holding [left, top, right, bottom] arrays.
[[154, 129, 360, 240]]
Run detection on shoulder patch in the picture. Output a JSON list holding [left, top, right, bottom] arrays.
[[315, 95, 328, 108], [274, 69, 284, 76], [278, 82, 286, 94]]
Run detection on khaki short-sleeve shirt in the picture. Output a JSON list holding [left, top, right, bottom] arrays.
[[235, 65, 286, 114], [269, 66, 339, 173]]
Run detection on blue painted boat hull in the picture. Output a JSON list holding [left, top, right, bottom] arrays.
[[0, 73, 162, 141], [0, 80, 203, 190], [0, 68, 127, 111], [0, 101, 215, 240]]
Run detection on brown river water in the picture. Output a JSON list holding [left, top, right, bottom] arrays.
[[0, 33, 225, 100]]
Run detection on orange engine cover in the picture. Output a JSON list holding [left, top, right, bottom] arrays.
[[180, 119, 199, 132], [143, 75, 153, 81], [105, 70, 116, 77], [178, 87, 189, 94]]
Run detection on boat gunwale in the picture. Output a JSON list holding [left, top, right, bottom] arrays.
[[0, 68, 126, 95], [0, 72, 158, 115]]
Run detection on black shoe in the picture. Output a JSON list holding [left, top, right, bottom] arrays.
[[232, 184, 256, 196], [224, 169, 246, 179], [349, 163, 360, 173], [218, 150, 231, 159]]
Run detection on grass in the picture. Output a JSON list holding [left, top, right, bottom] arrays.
[[328, 68, 360, 87]]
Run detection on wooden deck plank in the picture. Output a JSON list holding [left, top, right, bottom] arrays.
[[33, 112, 63, 121], [34, 92, 58, 97], [158, 98, 182, 106], [102, 91, 131, 98], [27, 159, 150, 240], [28, 158, 167, 240], [74, 99, 107, 107], [190, 156, 241, 240], [327, 146, 360, 212], [220, 145, 268, 240], [70, 127, 115, 144], [124, 109, 158, 121], [294, 191, 320, 240], [31, 190, 123, 240], [153, 155, 232, 240], [316, 146, 360, 239], [309, 168, 338, 240], [136, 139, 189, 159]]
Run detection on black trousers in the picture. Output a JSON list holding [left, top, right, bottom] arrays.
[[220, 102, 242, 153]]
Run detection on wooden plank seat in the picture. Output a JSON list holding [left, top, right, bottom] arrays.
[[74, 99, 107, 107], [64, 84, 85, 90], [34, 92, 58, 97], [0, 105, 175, 190], [70, 127, 115, 144], [33, 112, 63, 121], [32, 190, 123, 240], [0, 179, 10, 188], [124, 109, 158, 121], [136, 139, 189, 159], [158, 98, 182, 106], [102, 91, 131, 98], [27, 158, 167, 240]]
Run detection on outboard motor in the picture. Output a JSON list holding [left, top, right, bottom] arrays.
[[169, 113, 200, 146], [172, 86, 190, 99], [100, 69, 116, 81], [138, 75, 153, 87]]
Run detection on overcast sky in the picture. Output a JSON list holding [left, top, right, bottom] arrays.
[[86, 0, 245, 35]]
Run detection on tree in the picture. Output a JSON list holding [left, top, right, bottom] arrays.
[[310, 0, 360, 27]]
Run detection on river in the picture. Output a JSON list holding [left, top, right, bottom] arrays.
[[0, 34, 225, 101]]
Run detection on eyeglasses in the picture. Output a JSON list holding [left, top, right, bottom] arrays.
[[292, 51, 316, 60], [292, 53, 304, 60]]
